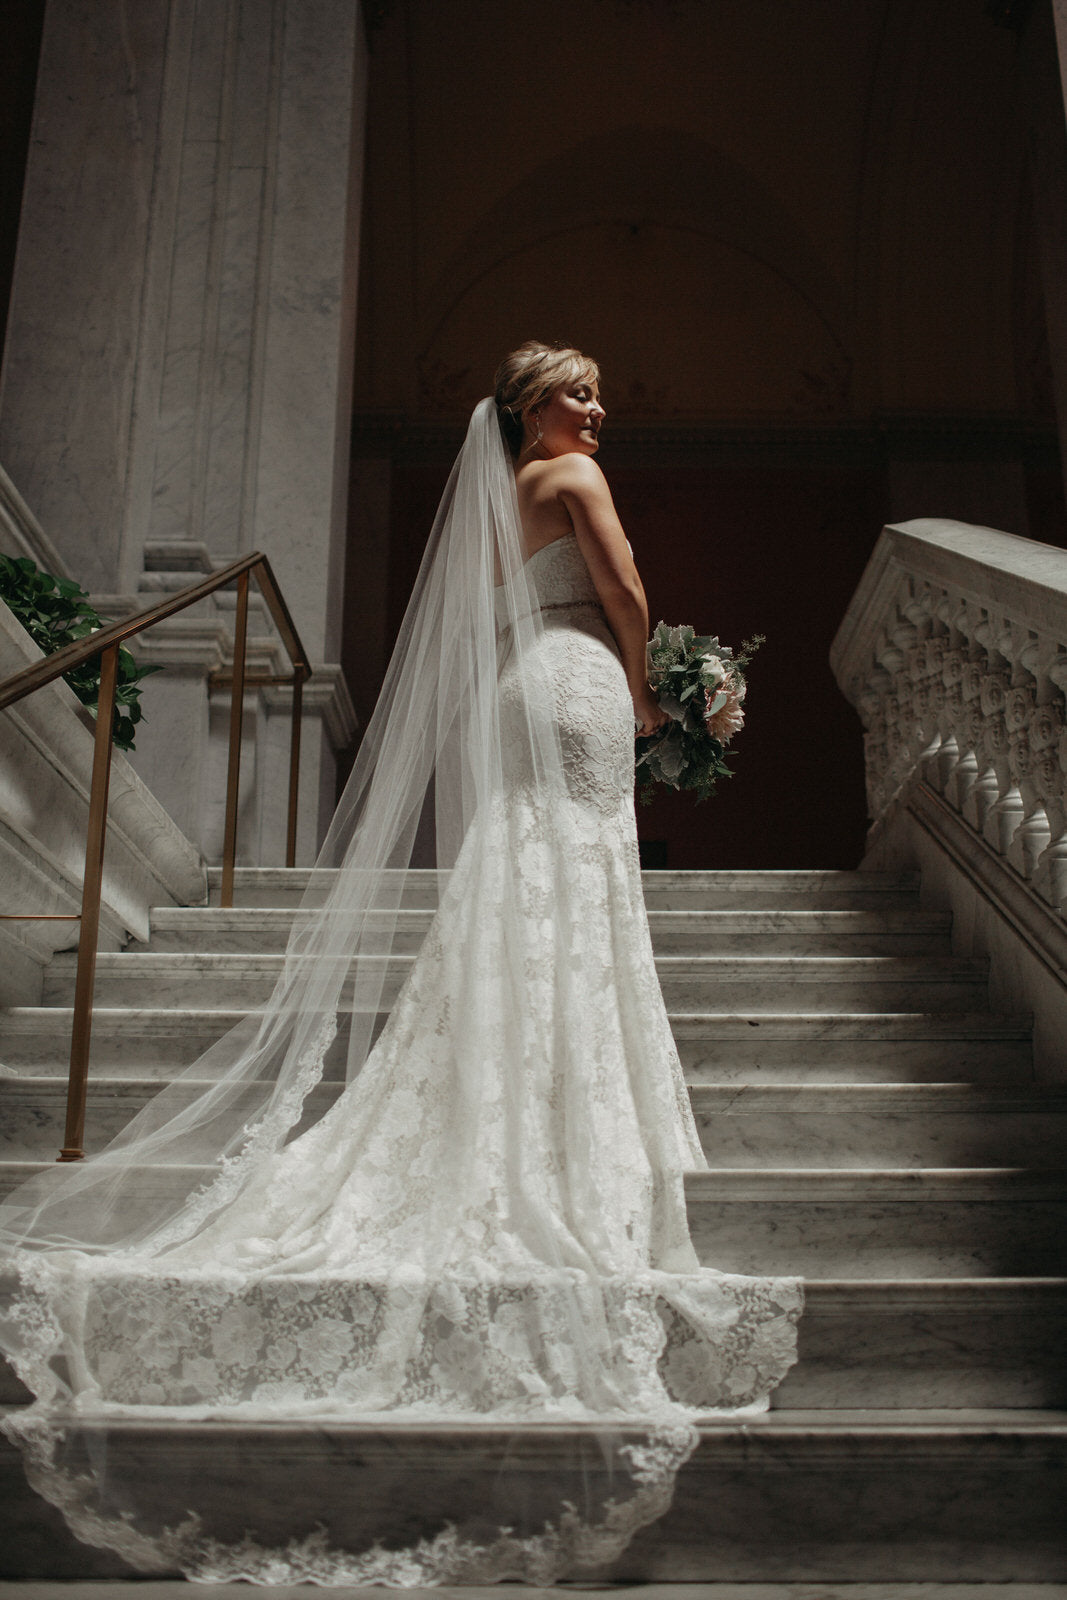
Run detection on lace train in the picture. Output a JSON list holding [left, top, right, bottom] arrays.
[[0, 535, 801, 1584]]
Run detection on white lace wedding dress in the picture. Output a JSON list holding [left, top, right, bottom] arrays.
[[4, 529, 801, 1584]]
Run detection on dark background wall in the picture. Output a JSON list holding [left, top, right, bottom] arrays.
[[346, 0, 1067, 870], [3, 0, 1066, 871]]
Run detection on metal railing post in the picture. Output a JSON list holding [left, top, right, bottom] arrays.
[[220, 570, 250, 909], [0, 551, 311, 1155], [58, 643, 119, 1161], [286, 674, 303, 868]]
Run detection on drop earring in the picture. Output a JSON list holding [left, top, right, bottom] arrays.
[[520, 411, 544, 458]]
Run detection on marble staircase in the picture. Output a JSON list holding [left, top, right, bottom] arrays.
[[1, 867, 1065, 1581]]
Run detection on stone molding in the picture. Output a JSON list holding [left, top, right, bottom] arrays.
[[0, 465, 70, 578], [263, 663, 359, 752], [832, 519, 1067, 690], [78, 577, 357, 865], [89, 583, 358, 740]]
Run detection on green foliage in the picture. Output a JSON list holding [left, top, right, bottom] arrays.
[[0, 555, 161, 750], [636, 623, 764, 805]]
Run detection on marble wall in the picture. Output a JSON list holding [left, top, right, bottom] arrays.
[[0, 0, 365, 864]]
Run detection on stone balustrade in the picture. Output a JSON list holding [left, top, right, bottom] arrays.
[[832, 519, 1067, 917]]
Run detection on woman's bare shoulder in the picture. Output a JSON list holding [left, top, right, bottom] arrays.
[[537, 452, 609, 497]]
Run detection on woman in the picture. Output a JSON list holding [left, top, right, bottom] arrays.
[[0, 343, 801, 1584], [498, 344, 666, 738]]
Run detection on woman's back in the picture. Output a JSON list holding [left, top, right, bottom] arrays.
[[514, 454, 581, 560]]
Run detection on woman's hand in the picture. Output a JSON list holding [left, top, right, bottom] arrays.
[[633, 683, 668, 737]]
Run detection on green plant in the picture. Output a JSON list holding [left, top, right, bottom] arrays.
[[0, 555, 161, 750]]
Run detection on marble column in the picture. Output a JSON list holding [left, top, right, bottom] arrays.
[[0, 0, 364, 864]]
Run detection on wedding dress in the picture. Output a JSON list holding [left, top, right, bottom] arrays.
[[0, 402, 801, 1584]]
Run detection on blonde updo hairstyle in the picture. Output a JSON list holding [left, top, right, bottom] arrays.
[[494, 340, 600, 458]]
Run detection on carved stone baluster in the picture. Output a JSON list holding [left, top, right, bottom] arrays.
[[948, 609, 984, 816], [858, 674, 890, 820], [918, 637, 947, 786], [950, 747, 981, 816], [1004, 684, 1048, 877], [1028, 699, 1067, 907], [937, 646, 966, 798], [885, 614, 918, 792], [977, 667, 1019, 856], [886, 674, 914, 803], [965, 764, 1002, 835], [1027, 653, 1067, 908], [962, 659, 1003, 835], [988, 784, 1025, 857], [936, 735, 959, 797], [1036, 659, 1067, 907]]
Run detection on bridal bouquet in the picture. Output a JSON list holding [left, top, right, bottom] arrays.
[[636, 621, 763, 803]]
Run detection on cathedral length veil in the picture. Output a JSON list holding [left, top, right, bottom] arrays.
[[0, 398, 802, 1584]]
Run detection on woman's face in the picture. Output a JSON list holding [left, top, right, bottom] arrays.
[[531, 376, 605, 458]]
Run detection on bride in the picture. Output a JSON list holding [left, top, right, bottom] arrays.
[[0, 341, 801, 1584]]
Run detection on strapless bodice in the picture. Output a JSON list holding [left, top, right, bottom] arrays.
[[494, 533, 600, 625]]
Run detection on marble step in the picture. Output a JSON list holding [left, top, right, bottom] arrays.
[[6, 1078, 1067, 1168], [0, 1008, 1033, 1082], [2, 1277, 1064, 1415], [2, 1408, 1064, 1581], [142, 905, 954, 958], [777, 1277, 1067, 1409], [684, 1081, 1067, 1171], [39, 951, 991, 1013], [0, 1161, 1062, 1275], [686, 1168, 1067, 1277], [675, 1011, 1034, 1081], [689, 1083, 1067, 1166], [207, 865, 924, 911], [2, 1276, 1064, 1413]]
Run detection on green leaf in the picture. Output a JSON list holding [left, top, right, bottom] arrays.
[[0, 556, 152, 751]]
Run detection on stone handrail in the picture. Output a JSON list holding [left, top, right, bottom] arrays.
[[831, 518, 1067, 915]]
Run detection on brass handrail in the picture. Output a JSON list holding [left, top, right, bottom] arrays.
[[0, 551, 311, 1161]]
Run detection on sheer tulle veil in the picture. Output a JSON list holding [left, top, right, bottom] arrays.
[[0, 397, 801, 1583], [0, 399, 551, 1261]]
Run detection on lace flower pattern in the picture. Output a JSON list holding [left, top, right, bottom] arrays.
[[1, 534, 801, 1584]]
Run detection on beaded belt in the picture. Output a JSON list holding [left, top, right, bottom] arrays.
[[497, 599, 602, 635]]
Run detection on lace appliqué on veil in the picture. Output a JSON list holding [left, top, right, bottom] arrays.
[[0, 527, 802, 1586]]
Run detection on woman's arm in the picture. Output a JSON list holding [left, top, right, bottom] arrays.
[[552, 455, 667, 735]]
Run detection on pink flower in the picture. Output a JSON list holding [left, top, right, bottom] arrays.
[[704, 673, 746, 743]]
